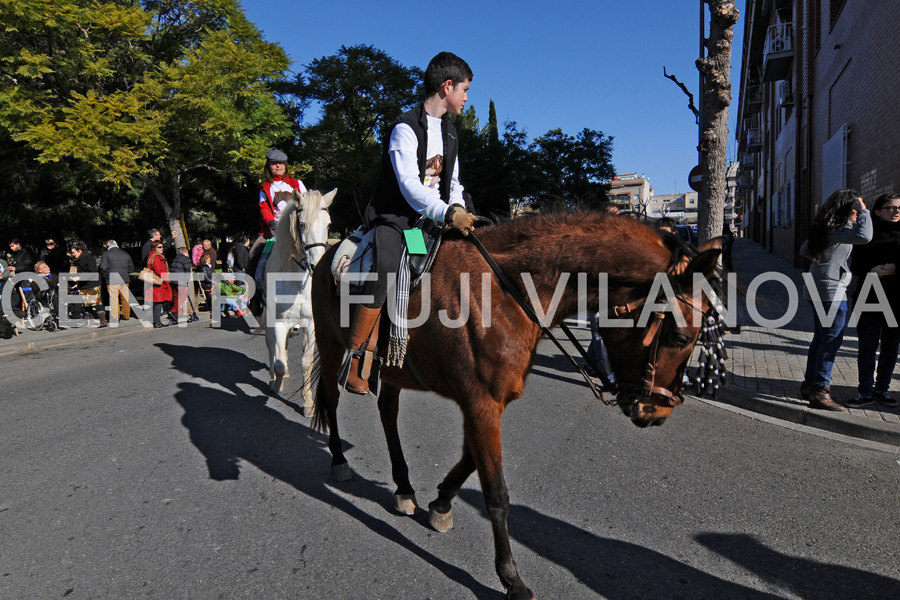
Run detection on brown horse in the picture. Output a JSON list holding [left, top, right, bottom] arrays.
[[311, 211, 722, 600]]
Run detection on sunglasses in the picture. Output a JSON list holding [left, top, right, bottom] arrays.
[[879, 206, 900, 212]]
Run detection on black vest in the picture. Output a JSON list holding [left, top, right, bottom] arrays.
[[367, 103, 458, 228]]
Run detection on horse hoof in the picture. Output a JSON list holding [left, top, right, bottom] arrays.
[[268, 379, 283, 394], [394, 494, 418, 515], [428, 507, 453, 532], [332, 463, 353, 482]]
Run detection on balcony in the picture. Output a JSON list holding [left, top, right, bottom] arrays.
[[740, 152, 756, 170], [745, 84, 762, 114], [763, 23, 793, 82]]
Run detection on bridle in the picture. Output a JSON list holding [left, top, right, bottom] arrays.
[[468, 230, 710, 408], [607, 290, 706, 408], [290, 207, 329, 274]]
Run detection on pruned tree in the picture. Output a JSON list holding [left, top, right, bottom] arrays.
[[696, 0, 740, 244]]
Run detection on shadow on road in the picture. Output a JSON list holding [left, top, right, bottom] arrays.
[[696, 532, 900, 600], [160, 340, 502, 599], [457, 489, 783, 599]]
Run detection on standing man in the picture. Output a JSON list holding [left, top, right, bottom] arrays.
[[40, 237, 68, 276], [141, 228, 174, 266], [7, 239, 36, 275], [231, 235, 250, 274], [99, 240, 135, 322], [343, 51, 477, 395], [200, 239, 217, 271]]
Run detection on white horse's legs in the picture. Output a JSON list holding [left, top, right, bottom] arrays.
[[267, 320, 290, 394]]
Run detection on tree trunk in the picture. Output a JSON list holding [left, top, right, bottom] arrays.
[[139, 172, 189, 252], [696, 1, 739, 245]]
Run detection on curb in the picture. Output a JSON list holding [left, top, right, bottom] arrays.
[[691, 383, 900, 448], [0, 319, 176, 357]]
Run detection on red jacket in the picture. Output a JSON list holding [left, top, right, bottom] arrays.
[[259, 175, 302, 236], [146, 254, 172, 303]]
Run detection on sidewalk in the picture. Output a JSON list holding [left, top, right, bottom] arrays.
[[703, 238, 900, 448], [0, 310, 211, 357]]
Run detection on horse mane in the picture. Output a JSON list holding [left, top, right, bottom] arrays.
[[473, 211, 683, 287]]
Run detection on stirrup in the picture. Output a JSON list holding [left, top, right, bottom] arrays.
[[338, 348, 382, 397]]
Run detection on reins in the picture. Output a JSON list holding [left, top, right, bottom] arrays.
[[468, 230, 709, 407], [467, 232, 615, 404]]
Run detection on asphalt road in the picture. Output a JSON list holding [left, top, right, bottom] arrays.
[[1, 322, 899, 599]]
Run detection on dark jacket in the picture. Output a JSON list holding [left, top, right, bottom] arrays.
[[99, 246, 135, 283], [367, 103, 459, 227], [40, 246, 68, 275], [141, 237, 173, 266], [851, 218, 900, 313], [169, 254, 193, 275], [10, 247, 36, 274], [71, 251, 100, 291], [232, 242, 249, 272]]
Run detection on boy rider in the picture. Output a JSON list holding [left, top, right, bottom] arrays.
[[344, 51, 478, 395]]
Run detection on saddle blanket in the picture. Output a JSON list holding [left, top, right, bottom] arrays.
[[331, 227, 375, 295]]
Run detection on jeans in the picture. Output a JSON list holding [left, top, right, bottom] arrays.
[[804, 300, 848, 387], [856, 311, 900, 395]]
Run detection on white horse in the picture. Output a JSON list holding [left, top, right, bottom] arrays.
[[263, 188, 335, 414]]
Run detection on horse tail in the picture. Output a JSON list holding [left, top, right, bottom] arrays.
[[310, 375, 330, 433]]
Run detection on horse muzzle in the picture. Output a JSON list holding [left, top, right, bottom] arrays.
[[617, 392, 675, 428]]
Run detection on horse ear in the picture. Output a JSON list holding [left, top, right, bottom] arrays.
[[682, 247, 722, 284], [698, 236, 724, 253], [291, 188, 304, 203], [322, 188, 338, 208]]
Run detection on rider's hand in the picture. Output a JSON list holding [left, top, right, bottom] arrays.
[[445, 205, 476, 236]]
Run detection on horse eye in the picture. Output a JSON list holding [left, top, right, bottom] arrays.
[[671, 332, 691, 347]]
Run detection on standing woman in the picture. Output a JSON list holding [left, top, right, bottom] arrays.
[[70, 242, 108, 327], [847, 193, 900, 408], [147, 241, 173, 328], [799, 189, 872, 410]]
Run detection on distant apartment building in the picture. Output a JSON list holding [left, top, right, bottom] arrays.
[[608, 173, 652, 216], [649, 192, 699, 224], [735, 0, 900, 265]]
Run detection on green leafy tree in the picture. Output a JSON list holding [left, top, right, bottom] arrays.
[[530, 127, 615, 210], [292, 44, 421, 231], [0, 0, 292, 248]]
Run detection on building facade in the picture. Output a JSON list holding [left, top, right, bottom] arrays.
[[608, 174, 653, 217], [735, 0, 900, 265]]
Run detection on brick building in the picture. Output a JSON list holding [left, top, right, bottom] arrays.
[[735, 0, 900, 265]]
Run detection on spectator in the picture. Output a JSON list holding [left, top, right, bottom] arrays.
[[33, 261, 59, 316], [197, 254, 214, 311], [146, 240, 173, 328], [230, 235, 250, 274], [799, 189, 872, 411], [655, 217, 677, 234], [40, 237, 68, 276], [99, 240, 135, 322], [69, 242, 108, 327], [847, 193, 900, 408], [8, 239, 36, 275], [141, 228, 174, 266], [169, 247, 194, 321], [200, 238, 217, 270]]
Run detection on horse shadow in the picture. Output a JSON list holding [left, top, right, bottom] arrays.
[[160, 342, 501, 599], [696, 532, 900, 599], [457, 489, 786, 599]]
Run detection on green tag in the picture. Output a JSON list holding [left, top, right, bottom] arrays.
[[404, 228, 428, 255], [262, 239, 276, 253]]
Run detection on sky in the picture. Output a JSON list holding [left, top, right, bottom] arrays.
[[241, 0, 743, 197]]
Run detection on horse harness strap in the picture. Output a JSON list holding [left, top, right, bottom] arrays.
[[467, 233, 613, 404]]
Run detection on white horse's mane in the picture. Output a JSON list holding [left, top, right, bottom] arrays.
[[267, 189, 334, 274]]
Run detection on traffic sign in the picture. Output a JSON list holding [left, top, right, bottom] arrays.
[[689, 164, 703, 192]]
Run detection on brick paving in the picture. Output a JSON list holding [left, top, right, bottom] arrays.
[[709, 238, 900, 444]]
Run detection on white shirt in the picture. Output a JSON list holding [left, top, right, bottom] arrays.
[[389, 114, 464, 223]]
